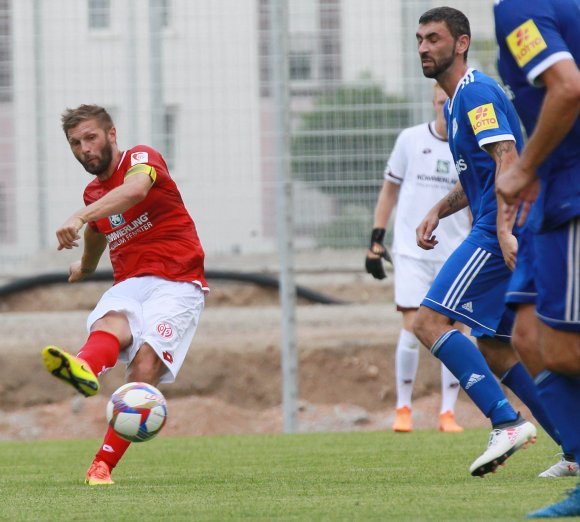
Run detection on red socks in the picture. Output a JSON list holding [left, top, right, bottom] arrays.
[[79, 331, 128, 469], [77, 330, 121, 376], [95, 426, 131, 469]]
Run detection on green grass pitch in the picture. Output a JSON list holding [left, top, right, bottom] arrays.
[[0, 429, 574, 521]]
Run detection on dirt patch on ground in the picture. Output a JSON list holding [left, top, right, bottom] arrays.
[[0, 276, 529, 440]]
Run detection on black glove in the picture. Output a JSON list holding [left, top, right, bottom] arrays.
[[365, 228, 392, 280]]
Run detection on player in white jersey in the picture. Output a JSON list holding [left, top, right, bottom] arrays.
[[366, 84, 470, 433]]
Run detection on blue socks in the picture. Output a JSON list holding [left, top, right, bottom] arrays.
[[501, 362, 562, 447], [536, 371, 580, 464], [431, 330, 518, 425]]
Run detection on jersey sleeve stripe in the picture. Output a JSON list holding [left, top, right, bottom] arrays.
[[477, 134, 515, 149], [527, 51, 574, 86], [384, 166, 403, 183]]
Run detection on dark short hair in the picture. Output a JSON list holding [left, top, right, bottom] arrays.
[[61, 104, 114, 138], [419, 6, 471, 61]]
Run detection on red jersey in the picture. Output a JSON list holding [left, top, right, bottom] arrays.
[[84, 145, 208, 290]]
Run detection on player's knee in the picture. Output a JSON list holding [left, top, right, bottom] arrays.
[[127, 345, 164, 385], [92, 311, 133, 349], [412, 308, 431, 346], [511, 326, 535, 355]]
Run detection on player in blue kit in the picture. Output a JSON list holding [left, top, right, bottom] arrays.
[[411, 6, 565, 478], [494, 0, 580, 516]]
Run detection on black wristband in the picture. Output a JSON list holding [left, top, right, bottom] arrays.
[[370, 228, 385, 245]]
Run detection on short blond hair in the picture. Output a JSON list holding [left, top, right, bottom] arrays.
[[61, 104, 114, 138]]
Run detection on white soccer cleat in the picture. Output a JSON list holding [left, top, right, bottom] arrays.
[[538, 454, 579, 478], [469, 416, 537, 477]]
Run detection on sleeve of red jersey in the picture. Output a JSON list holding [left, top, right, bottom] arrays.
[[127, 145, 171, 185]]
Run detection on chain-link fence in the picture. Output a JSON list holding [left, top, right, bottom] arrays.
[[0, 0, 497, 275]]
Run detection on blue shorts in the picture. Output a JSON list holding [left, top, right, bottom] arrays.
[[422, 238, 514, 340], [506, 227, 537, 308], [534, 217, 580, 331]]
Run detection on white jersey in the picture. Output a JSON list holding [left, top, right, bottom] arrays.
[[385, 121, 470, 262]]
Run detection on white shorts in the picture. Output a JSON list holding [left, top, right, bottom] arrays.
[[393, 254, 445, 310], [87, 276, 205, 384]]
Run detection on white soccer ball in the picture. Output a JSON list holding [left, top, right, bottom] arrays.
[[106, 382, 168, 443]]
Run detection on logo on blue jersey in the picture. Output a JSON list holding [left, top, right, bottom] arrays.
[[108, 214, 126, 229], [468, 104, 499, 135], [506, 19, 547, 67], [455, 157, 467, 173]]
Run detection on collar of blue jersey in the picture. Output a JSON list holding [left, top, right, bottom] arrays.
[[448, 67, 476, 112]]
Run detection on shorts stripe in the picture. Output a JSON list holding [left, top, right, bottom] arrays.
[[442, 247, 482, 307], [451, 251, 491, 309], [567, 220, 580, 322], [443, 247, 490, 310]]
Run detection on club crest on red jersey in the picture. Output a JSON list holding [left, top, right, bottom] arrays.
[[131, 151, 149, 166], [108, 214, 126, 228]]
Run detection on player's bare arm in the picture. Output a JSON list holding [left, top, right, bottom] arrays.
[[80, 169, 154, 224], [68, 227, 108, 283], [517, 60, 580, 177], [496, 60, 580, 222], [442, 182, 468, 218], [416, 181, 467, 250], [56, 170, 154, 250], [485, 139, 519, 270], [368, 180, 398, 259]]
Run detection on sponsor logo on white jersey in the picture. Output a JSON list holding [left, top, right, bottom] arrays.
[[465, 373, 485, 389], [131, 151, 149, 166], [437, 160, 450, 174], [461, 301, 473, 313]]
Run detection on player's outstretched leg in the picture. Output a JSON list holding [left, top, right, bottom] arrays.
[[469, 414, 537, 477], [41, 345, 100, 397], [527, 483, 580, 518]]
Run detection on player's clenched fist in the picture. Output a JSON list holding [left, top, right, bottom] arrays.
[[56, 215, 86, 250]]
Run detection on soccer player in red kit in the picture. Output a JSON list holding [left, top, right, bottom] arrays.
[[42, 104, 208, 485]]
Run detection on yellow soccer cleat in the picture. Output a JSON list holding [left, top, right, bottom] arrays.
[[41, 345, 100, 397], [438, 410, 464, 433], [85, 459, 114, 486], [392, 406, 413, 433]]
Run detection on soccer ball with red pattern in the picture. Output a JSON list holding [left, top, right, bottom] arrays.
[[106, 382, 168, 442]]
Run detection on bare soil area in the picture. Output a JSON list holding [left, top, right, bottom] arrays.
[[0, 274, 530, 440]]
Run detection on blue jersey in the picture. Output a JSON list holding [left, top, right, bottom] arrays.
[[445, 68, 524, 256], [495, 0, 580, 232]]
